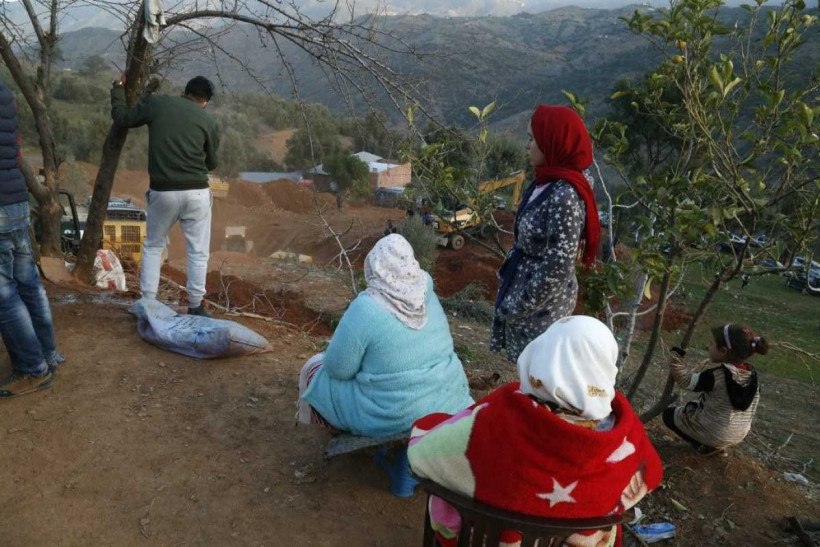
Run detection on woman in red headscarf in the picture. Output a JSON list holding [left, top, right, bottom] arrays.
[[491, 105, 600, 361]]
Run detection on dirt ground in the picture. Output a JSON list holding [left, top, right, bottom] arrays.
[[1, 274, 817, 546], [4, 172, 818, 545], [0, 293, 425, 546]]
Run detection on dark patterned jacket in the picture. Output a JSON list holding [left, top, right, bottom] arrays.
[[491, 180, 584, 361], [0, 80, 27, 206]]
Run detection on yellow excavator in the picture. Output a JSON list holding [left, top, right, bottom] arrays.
[[430, 171, 525, 250]]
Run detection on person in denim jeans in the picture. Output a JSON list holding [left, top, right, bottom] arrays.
[[0, 79, 63, 398]]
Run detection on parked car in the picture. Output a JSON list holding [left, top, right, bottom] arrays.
[[786, 256, 820, 294], [373, 187, 406, 208], [716, 232, 746, 252], [750, 234, 769, 247], [790, 256, 820, 270]]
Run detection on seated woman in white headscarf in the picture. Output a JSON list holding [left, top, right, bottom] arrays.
[[297, 234, 473, 438], [408, 316, 663, 547]]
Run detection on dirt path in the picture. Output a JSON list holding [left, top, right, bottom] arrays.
[[0, 295, 424, 546]]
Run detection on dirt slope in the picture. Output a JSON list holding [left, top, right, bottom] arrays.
[[0, 294, 422, 546], [0, 278, 817, 546]]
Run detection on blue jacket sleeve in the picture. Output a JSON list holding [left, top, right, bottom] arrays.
[[322, 298, 368, 381]]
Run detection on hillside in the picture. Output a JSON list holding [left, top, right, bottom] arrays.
[[53, 6, 660, 127], [53, 5, 817, 129]]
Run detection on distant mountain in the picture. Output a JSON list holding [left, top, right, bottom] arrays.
[[55, 5, 658, 128], [315, 0, 780, 16], [52, 4, 815, 131]]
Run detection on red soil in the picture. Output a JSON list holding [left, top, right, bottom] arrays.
[[159, 265, 330, 335], [205, 272, 331, 335], [433, 246, 502, 299], [227, 179, 335, 213]]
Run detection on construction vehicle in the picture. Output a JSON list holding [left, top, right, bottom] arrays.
[[57, 196, 148, 264], [222, 226, 254, 253], [31, 191, 147, 280], [97, 198, 148, 265], [208, 174, 230, 199], [56, 190, 82, 255], [430, 171, 525, 250]]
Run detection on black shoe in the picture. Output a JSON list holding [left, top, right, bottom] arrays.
[[188, 304, 212, 318], [0, 371, 54, 398]]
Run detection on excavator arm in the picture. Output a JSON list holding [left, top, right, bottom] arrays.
[[476, 171, 526, 209]]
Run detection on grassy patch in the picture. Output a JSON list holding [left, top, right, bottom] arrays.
[[676, 267, 819, 384]]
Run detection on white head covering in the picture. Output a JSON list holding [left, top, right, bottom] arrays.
[[516, 316, 619, 421], [364, 234, 428, 330]]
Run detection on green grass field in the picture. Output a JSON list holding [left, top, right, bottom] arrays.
[[676, 266, 819, 384]]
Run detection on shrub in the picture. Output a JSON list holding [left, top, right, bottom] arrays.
[[400, 215, 439, 271], [441, 283, 495, 322], [53, 75, 107, 103]]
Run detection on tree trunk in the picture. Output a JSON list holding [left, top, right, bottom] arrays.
[[626, 267, 672, 400], [73, 127, 131, 283], [640, 251, 748, 422], [18, 157, 61, 255], [73, 18, 151, 283], [0, 29, 62, 256], [617, 271, 649, 370]]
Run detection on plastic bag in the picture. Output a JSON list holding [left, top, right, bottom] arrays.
[[93, 249, 127, 291], [630, 523, 676, 544], [129, 299, 272, 359]]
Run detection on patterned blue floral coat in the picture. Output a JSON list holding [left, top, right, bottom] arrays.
[[491, 180, 585, 361]]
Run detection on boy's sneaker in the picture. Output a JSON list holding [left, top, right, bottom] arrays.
[[0, 371, 54, 398], [187, 304, 212, 318]]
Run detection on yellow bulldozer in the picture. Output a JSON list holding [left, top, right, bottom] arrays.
[[222, 226, 254, 253], [429, 171, 525, 250]]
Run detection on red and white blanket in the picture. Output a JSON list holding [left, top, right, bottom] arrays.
[[408, 383, 663, 546]]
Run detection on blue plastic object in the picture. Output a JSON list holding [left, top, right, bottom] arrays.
[[129, 299, 271, 359], [630, 522, 677, 543], [374, 446, 418, 498]]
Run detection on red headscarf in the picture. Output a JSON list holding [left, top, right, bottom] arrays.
[[531, 105, 600, 267]]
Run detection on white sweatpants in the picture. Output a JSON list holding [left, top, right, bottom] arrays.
[[140, 188, 211, 308]]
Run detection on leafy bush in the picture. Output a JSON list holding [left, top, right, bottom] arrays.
[[441, 283, 494, 322], [324, 153, 369, 192], [400, 215, 439, 271], [53, 75, 107, 103], [52, 111, 110, 163]]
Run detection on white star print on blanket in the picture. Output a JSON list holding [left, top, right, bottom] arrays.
[[536, 478, 578, 508], [606, 437, 636, 463]]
